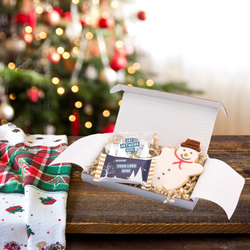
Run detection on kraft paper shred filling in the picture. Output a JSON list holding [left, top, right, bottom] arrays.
[[87, 133, 208, 203]]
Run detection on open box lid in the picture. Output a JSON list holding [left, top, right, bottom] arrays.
[[111, 84, 227, 154]]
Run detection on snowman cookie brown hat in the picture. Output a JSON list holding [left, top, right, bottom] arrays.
[[181, 139, 201, 152], [152, 138, 204, 190]]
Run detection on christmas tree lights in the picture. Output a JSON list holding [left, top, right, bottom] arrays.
[[0, 0, 202, 135]]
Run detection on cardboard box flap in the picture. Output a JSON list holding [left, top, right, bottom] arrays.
[[51, 133, 113, 172], [111, 84, 227, 155], [191, 158, 245, 219], [111, 84, 227, 116]]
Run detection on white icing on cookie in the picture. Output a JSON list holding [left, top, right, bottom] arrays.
[[152, 140, 204, 190]]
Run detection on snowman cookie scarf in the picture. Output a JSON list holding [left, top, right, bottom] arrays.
[[152, 139, 204, 190]]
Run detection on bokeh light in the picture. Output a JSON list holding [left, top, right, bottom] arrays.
[[55, 28, 64, 36], [85, 121, 92, 128], [75, 101, 82, 108], [86, 32, 93, 40], [57, 87, 65, 95], [102, 110, 110, 117], [63, 52, 70, 59], [52, 77, 60, 84], [8, 62, 15, 70], [71, 85, 79, 93], [25, 26, 33, 33], [69, 115, 76, 122], [146, 79, 154, 87], [36, 6, 43, 14], [57, 47, 65, 54]]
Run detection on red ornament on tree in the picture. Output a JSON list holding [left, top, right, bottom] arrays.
[[71, 111, 80, 136], [16, 12, 29, 24], [99, 16, 115, 29], [27, 86, 39, 102], [110, 54, 127, 71], [28, 8, 37, 28], [48, 51, 61, 64], [101, 123, 115, 133], [63, 11, 72, 20], [137, 10, 147, 21], [16, 8, 37, 29], [80, 16, 89, 27], [54, 7, 64, 17], [41, 10, 60, 26]]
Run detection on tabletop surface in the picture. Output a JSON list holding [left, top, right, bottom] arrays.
[[66, 135, 250, 235]]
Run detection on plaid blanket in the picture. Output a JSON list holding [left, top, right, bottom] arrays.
[[0, 123, 71, 250]]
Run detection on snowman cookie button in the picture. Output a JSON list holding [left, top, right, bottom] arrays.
[[152, 139, 204, 190]]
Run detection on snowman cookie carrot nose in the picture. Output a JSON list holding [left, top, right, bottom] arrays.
[[152, 139, 204, 190], [173, 139, 202, 169]]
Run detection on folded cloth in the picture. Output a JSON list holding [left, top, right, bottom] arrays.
[[0, 123, 71, 250]]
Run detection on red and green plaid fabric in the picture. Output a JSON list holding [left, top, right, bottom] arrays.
[[0, 142, 70, 194]]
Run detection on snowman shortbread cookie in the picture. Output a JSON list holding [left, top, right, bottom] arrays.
[[152, 139, 204, 190]]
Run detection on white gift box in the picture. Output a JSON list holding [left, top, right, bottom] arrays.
[[51, 84, 245, 219]]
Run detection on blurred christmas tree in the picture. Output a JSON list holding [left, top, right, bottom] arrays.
[[0, 0, 202, 136]]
